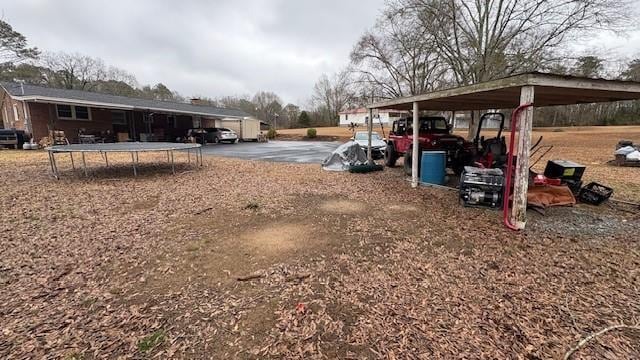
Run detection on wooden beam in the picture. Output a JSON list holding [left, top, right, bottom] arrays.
[[511, 86, 535, 230], [412, 102, 419, 188]]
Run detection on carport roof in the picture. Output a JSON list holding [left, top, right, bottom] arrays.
[[1, 82, 249, 118], [368, 72, 640, 111]]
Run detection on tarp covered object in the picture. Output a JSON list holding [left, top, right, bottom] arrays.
[[615, 146, 637, 156], [626, 150, 640, 161], [322, 141, 368, 171]]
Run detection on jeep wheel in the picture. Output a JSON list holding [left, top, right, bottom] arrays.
[[384, 143, 398, 167], [404, 146, 421, 176]]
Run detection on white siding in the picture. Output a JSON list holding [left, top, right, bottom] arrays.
[[339, 111, 405, 127]]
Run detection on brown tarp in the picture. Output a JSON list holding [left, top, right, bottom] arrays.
[[527, 185, 576, 208]]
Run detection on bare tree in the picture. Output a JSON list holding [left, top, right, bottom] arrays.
[[350, 6, 448, 99], [252, 91, 283, 126], [41, 52, 108, 90], [402, 0, 631, 84], [311, 70, 355, 125], [394, 0, 632, 137]]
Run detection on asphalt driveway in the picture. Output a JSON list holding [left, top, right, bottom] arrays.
[[200, 140, 341, 164]]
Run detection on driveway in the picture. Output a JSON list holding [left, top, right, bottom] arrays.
[[200, 140, 341, 164]]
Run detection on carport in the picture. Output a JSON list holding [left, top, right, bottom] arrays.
[[365, 72, 640, 230]]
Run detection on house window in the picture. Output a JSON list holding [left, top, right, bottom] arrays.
[[345, 114, 348, 121], [56, 104, 92, 120], [112, 111, 127, 125], [56, 105, 73, 118], [75, 106, 89, 120]]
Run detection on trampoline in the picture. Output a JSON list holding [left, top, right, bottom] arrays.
[[45, 142, 203, 179]]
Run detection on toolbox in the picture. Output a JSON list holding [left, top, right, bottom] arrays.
[[543, 160, 586, 181]]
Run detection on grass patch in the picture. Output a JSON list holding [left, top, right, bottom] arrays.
[[138, 330, 165, 353]]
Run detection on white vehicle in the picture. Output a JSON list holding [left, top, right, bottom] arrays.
[[205, 127, 239, 144], [352, 131, 386, 159]]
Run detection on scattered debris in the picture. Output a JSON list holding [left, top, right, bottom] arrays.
[[236, 272, 264, 281], [243, 201, 260, 210], [193, 207, 213, 215], [563, 324, 640, 360]]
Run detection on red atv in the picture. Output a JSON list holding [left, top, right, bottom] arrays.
[[384, 116, 474, 175]]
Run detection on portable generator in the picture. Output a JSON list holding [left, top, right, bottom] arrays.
[[459, 166, 505, 209]]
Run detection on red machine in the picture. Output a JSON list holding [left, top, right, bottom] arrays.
[[384, 116, 474, 174]]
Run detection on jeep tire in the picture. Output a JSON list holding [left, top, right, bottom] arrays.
[[384, 143, 398, 167]]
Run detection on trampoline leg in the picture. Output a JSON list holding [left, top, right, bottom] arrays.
[[81, 152, 88, 177], [70, 152, 75, 170], [187, 149, 191, 164], [104, 152, 109, 167], [131, 152, 138, 176], [170, 150, 175, 174], [48, 152, 58, 180], [199, 147, 203, 166], [166, 150, 170, 162]]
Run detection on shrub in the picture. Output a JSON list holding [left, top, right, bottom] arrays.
[[307, 128, 317, 138], [267, 128, 277, 139]]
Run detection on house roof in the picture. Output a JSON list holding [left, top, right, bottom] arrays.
[[368, 72, 640, 111], [1, 82, 249, 118]]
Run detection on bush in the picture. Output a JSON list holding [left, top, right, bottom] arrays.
[[307, 128, 317, 138], [267, 128, 277, 139]]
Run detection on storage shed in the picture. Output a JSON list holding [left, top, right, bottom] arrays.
[[219, 118, 261, 141]]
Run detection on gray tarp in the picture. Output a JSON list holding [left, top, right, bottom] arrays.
[[322, 141, 367, 171]]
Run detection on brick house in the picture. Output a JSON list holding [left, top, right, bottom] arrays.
[[0, 83, 249, 143]]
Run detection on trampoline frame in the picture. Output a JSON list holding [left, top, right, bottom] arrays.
[[45, 142, 203, 179]]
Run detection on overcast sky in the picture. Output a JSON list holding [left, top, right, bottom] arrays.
[[2, 0, 640, 105]]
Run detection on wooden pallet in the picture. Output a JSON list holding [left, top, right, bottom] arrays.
[[614, 154, 640, 167]]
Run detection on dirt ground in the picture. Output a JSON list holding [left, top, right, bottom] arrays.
[[0, 134, 639, 359]]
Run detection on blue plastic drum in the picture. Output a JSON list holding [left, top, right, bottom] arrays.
[[420, 151, 446, 185]]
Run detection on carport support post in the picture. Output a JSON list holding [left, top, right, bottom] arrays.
[[511, 86, 535, 229], [367, 108, 373, 164], [411, 101, 419, 188]]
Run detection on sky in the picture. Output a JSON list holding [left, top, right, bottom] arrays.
[[1, 0, 386, 104], [2, 0, 640, 105]]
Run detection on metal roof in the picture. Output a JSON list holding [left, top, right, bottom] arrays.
[[368, 72, 640, 111], [1, 82, 249, 118]]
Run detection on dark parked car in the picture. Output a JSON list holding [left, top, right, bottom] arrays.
[[186, 128, 208, 144]]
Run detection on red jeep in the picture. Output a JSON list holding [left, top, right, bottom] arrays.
[[384, 116, 474, 174]]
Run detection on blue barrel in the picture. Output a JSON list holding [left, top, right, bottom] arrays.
[[420, 151, 446, 185]]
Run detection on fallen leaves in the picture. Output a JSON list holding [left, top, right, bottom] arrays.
[[0, 142, 639, 358]]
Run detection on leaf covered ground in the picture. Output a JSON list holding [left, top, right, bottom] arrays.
[[0, 132, 639, 359]]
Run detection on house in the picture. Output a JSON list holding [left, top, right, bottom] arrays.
[[0, 83, 252, 143], [338, 108, 409, 127]]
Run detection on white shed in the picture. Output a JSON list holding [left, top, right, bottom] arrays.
[[220, 118, 261, 141]]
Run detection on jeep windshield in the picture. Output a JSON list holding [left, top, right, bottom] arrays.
[[405, 117, 449, 134], [419, 117, 449, 133]]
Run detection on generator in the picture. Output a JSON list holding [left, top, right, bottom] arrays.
[[459, 166, 505, 209]]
